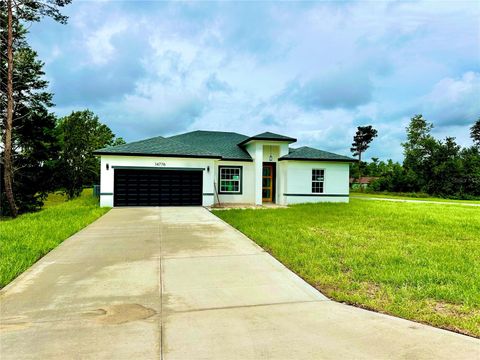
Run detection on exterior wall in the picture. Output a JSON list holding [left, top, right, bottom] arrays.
[[262, 145, 280, 162], [99, 155, 216, 207], [282, 161, 350, 204], [214, 161, 255, 204], [277, 161, 288, 205], [98, 151, 351, 207], [245, 143, 263, 205]]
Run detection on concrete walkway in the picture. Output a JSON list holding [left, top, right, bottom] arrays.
[[1, 208, 478, 359]]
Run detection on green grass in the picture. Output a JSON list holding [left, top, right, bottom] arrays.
[[351, 191, 480, 204], [42, 190, 71, 208], [0, 189, 109, 288], [213, 199, 480, 337]]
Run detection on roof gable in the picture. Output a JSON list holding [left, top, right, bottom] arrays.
[[238, 131, 297, 146]]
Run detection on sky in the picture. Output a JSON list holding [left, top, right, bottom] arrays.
[[28, 0, 480, 161]]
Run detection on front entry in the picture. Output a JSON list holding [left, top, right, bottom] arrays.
[[262, 163, 276, 203]]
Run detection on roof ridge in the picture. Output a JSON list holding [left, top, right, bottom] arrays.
[[238, 131, 296, 146], [171, 129, 248, 137], [258, 131, 287, 135], [97, 135, 164, 152], [280, 145, 355, 162], [94, 133, 222, 158]]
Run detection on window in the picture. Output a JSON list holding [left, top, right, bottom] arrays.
[[312, 169, 325, 193], [219, 166, 242, 194]]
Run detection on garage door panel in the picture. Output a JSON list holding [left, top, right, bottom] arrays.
[[114, 169, 203, 207]]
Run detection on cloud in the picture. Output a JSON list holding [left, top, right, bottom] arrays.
[[50, 58, 146, 106], [85, 20, 128, 66], [277, 70, 373, 111], [205, 73, 232, 93], [105, 93, 206, 139], [26, 0, 480, 161], [422, 72, 480, 126]]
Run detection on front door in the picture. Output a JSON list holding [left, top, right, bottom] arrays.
[[262, 163, 275, 203]]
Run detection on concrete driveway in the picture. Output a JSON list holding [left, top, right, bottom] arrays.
[[1, 207, 478, 359]]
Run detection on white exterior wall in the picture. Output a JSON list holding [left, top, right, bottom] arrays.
[[277, 161, 288, 205], [262, 145, 280, 162], [283, 161, 350, 204], [245, 143, 263, 205], [99, 155, 216, 207], [214, 161, 255, 204], [98, 150, 351, 207]]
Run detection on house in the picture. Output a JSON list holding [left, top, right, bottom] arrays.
[[349, 176, 379, 189], [94, 130, 355, 207]]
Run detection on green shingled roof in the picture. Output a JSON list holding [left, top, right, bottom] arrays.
[[238, 131, 296, 146], [279, 146, 355, 162], [169, 130, 252, 160], [94, 130, 353, 162], [94, 135, 221, 158]]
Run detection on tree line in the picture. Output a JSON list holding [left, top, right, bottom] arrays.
[[1, 1, 123, 216], [3, 0, 479, 217], [351, 117, 480, 199]]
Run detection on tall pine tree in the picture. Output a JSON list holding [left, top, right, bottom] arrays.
[[1, 13, 59, 214], [1, 0, 70, 217]]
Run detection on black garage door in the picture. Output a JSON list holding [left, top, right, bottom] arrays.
[[114, 169, 203, 206]]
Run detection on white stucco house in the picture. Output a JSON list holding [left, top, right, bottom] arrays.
[[94, 130, 355, 207]]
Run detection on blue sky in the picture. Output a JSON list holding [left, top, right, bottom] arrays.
[[28, 0, 480, 161]]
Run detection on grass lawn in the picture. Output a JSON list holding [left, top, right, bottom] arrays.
[[0, 189, 109, 288], [351, 191, 480, 204], [213, 199, 480, 337]]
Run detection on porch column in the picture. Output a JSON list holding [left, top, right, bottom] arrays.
[[254, 144, 263, 205]]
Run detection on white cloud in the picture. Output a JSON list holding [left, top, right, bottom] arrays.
[[84, 20, 129, 66], [423, 72, 480, 126], [28, 0, 480, 162]]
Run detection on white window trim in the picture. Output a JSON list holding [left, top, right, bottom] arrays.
[[312, 168, 325, 194]]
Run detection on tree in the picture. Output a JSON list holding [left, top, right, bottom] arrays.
[[350, 125, 378, 180], [362, 115, 480, 199], [369, 160, 410, 193], [427, 137, 462, 196], [112, 137, 126, 146], [471, 119, 480, 148], [402, 115, 438, 191], [351, 125, 378, 163], [2, 0, 70, 217], [55, 110, 122, 198], [1, 11, 59, 215], [459, 146, 480, 197]]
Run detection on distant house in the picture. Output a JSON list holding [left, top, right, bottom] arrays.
[[94, 130, 356, 207], [350, 176, 379, 189]]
